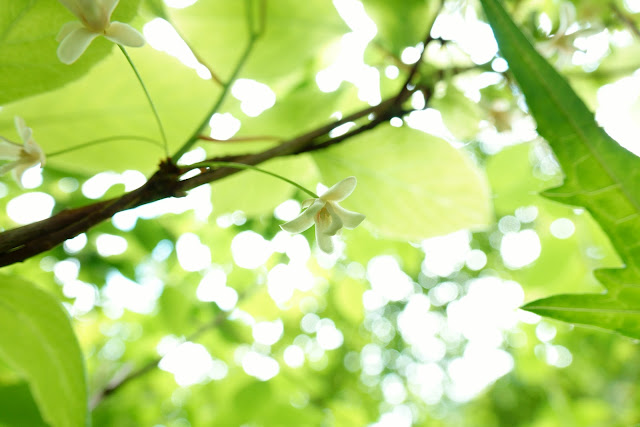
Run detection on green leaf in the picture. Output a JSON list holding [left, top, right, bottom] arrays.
[[0, 0, 141, 105], [0, 275, 87, 427], [212, 155, 318, 216], [312, 124, 492, 240], [0, 46, 215, 174], [168, 0, 348, 85], [431, 83, 483, 141], [0, 382, 48, 427], [361, 0, 438, 55], [480, 0, 640, 338]]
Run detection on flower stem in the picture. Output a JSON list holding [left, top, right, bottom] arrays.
[[46, 135, 162, 158], [119, 45, 169, 156], [190, 161, 318, 198], [171, 0, 263, 163]]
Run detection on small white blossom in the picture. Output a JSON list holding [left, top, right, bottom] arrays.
[[280, 177, 365, 253], [538, 2, 600, 68], [56, 0, 145, 64], [0, 117, 46, 185]]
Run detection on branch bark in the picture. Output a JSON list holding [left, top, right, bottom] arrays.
[[0, 27, 436, 268], [0, 88, 420, 267]]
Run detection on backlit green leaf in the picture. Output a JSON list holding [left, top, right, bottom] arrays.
[[168, 0, 348, 85], [0, 275, 87, 427], [0, 46, 215, 174], [0, 0, 140, 105], [313, 124, 492, 240]]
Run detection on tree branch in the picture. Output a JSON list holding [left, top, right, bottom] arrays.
[[0, 19, 440, 268], [89, 310, 228, 409]]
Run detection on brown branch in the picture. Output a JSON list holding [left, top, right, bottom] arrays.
[[0, 21, 441, 268], [198, 134, 282, 143], [89, 310, 228, 409], [611, 2, 640, 39]]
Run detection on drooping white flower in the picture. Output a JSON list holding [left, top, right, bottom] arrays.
[[280, 177, 365, 253], [537, 2, 600, 68], [0, 117, 46, 185], [56, 0, 145, 64]]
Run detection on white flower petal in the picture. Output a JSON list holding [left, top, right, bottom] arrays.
[[322, 204, 344, 236], [14, 117, 32, 145], [12, 161, 32, 187], [23, 139, 46, 167], [57, 27, 100, 64], [316, 225, 334, 253], [330, 203, 365, 229], [0, 160, 19, 176], [320, 176, 357, 202], [0, 139, 22, 160], [56, 21, 84, 42], [105, 22, 145, 47], [103, 0, 120, 19], [280, 200, 324, 233], [58, 0, 85, 20], [301, 198, 315, 209]]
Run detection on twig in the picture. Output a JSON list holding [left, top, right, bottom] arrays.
[[89, 311, 228, 409], [611, 2, 640, 39], [198, 135, 282, 143], [171, 0, 266, 162], [0, 18, 445, 267]]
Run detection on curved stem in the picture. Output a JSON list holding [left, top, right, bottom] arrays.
[[46, 135, 162, 158], [119, 45, 169, 156], [171, 0, 264, 163], [190, 160, 318, 198]]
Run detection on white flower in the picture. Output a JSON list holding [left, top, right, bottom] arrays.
[[0, 117, 46, 185], [56, 0, 145, 64], [280, 177, 365, 253], [537, 2, 600, 68]]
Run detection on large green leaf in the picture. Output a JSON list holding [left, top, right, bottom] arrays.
[[212, 155, 318, 216], [168, 0, 348, 85], [480, 0, 640, 338], [0, 45, 215, 174], [312, 124, 492, 240], [0, 0, 140, 105], [0, 382, 48, 427], [361, 0, 438, 55], [0, 275, 87, 427]]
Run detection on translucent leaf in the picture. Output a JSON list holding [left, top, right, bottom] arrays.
[[0, 46, 215, 174], [168, 0, 348, 85], [212, 155, 318, 216], [361, 0, 438, 55], [0, 275, 87, 427], [0, 0, 140, 105], [431, 84, 483, 141], [313, 124, 492, 240]]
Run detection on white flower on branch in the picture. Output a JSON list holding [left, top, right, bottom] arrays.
[[56, 0, 145, 64], [537, 2, 600, 68], [0, 117, 46, 186], [280, 177, 365, 253]]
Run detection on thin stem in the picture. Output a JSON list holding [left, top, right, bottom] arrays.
[[171, 24, 224, 86], [171, 0, 264, 163], [611, 2, 640, 39], [119, 45, 169, 156], [189, 161, 318, 198], [46, 136, 162, 158], [198, 134, 282, 143]]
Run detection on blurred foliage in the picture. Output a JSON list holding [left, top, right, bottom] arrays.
[[1, 0, 640, 426]]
